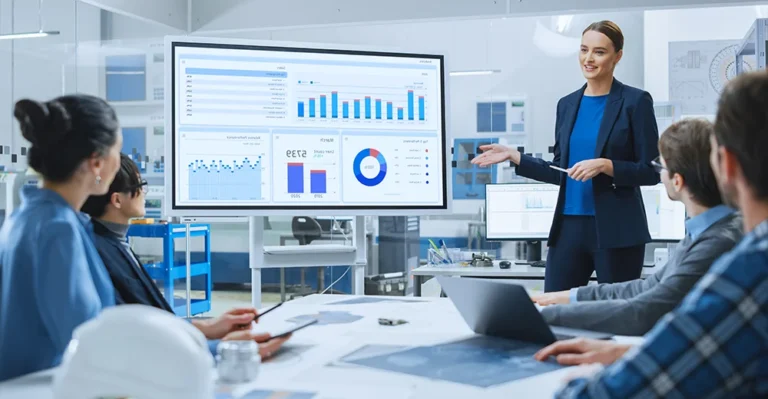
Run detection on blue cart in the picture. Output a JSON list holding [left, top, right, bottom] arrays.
[[127, 223, 212, 316]]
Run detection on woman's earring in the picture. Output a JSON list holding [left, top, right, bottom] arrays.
[[96, 175, 102, 185]]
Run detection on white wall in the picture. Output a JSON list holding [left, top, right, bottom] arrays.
[[103, 11, 184, 41], [643, 5, 765, 104], [0, 0, 101, 170]]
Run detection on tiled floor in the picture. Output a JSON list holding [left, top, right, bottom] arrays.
[[173, 289, 295, 317]]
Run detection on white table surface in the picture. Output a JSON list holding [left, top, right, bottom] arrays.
[[413, 261, 657, 278], [0, 294, 644, 399]]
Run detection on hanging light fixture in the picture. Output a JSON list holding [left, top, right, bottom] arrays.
[[449, 20, 502, 78], [0, 0, 59, 41], [449, 70, 502, 77]]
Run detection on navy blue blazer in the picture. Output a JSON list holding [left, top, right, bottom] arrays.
[[516, 79, 660, 249], [91, 220, 174, 313]]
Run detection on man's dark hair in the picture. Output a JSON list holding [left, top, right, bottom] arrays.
[[659, 118, 722, 208], [81, 154, 142, 218], [713, 70, 768, 199]]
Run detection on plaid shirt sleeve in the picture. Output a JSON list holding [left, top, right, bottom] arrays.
[[554, 244, 768, 399]]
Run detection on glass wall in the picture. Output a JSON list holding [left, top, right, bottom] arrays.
[[2, 0, 763, 312]]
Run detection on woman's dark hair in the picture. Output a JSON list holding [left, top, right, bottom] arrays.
[[659, 119, 722, 208], [583, 20, 624, 52], [14, 94, 119, 182], [82, 154, 142, 218]]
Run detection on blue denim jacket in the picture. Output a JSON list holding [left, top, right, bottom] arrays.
[[0, 186, 115, 382]]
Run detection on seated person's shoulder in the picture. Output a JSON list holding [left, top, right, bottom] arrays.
[[703, 245, 768, 287], [720, 213, 745, 243]]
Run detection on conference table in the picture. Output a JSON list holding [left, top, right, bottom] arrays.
[[412, 262, 658, 296], [0, 294, 644, 399]]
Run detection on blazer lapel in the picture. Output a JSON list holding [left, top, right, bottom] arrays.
[[594, 79, 625, 158], [128, 247, 174, 313], [109, 238, 172, 312], [560, 85, 586, 168]]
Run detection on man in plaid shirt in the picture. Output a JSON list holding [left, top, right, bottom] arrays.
[[535, 70, 768, 398]]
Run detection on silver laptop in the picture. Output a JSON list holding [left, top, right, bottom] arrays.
[[437, 276, 613, 345]]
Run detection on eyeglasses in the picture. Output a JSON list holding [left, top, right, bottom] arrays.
[[127, 180, 148, 194], [651, 157, 666, 174]]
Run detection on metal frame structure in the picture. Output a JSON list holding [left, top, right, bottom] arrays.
[[736, 18, 767, 75]]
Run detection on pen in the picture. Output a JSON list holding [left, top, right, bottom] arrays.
[[429, 248, 447, 263], [253, 302, 283, 321], [549, 165, 568, 173], [428, 239, 441, 252], [439, 239, 453, 263]]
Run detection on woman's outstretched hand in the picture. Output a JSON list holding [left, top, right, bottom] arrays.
[[471, 144, 520, 167]]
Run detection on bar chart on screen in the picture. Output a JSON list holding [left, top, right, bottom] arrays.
[[293, 73, 435, 130], [179, 129, 271, 203], [272, 132, 341, 203]]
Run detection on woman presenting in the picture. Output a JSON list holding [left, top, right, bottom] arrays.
[[472, 21, 660, 292]]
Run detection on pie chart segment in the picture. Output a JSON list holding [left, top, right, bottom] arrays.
[[353, 148, 387, 187]]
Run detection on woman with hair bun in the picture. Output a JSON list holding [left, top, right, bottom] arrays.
[[0, 94, 123, 382]]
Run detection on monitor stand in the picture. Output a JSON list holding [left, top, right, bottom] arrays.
[[515, 240, 545, 267]]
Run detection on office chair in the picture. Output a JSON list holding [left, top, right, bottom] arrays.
[[291, 216, 326, 297], [291, 216, 322, 245]]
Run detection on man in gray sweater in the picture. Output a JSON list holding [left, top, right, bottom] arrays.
[[533, 118, 743, 336]]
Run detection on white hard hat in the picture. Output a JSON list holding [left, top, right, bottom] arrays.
[[52, 304, 215, 399]]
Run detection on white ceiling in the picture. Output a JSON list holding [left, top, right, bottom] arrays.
[[79, 0, 766, 33]]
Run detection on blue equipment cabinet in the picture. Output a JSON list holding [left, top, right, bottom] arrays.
[[127, 223, 212, 316], [452, 138, 499, 200]]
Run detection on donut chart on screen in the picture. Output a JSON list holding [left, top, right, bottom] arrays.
[[353, 148, 387, 187]]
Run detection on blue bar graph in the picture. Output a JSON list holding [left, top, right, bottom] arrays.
[[310, 170, 327, 194], [407, 90, 414, 120], [331, 92, 338, 118], [288, 163, 304, 193], [295, 89, 425, 122], [320, 95, 327, 118], [188, 158, 262, 201]]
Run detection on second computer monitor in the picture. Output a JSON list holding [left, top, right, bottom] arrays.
[[485, 184, 558, 241], [485, 183, 686, 242], [641, 184, 687, 242]]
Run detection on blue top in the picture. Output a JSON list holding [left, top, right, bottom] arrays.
[[569, 204, 736, 303], [0, 186, 115, 382], [563, 95, 608, 216], [685, 204, 735, 241], [557, 218, 768, 398]]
